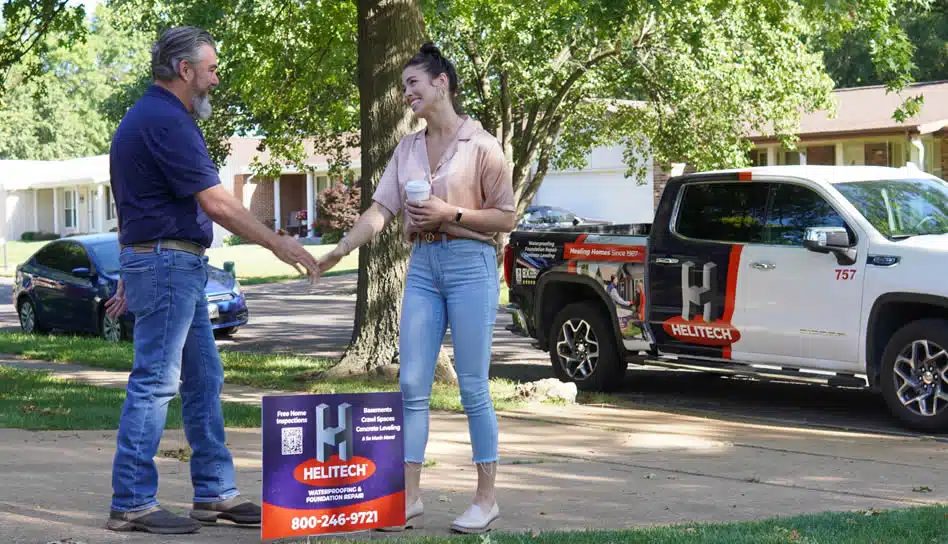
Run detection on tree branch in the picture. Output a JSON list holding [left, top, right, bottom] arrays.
[[2, 1, 70, 71], [521, 114, 566, 213], [499, 70, 512, 160], [521, 42, 623, 173], [462, 37, 497, 135]]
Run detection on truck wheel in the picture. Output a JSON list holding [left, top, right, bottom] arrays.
[[880, 319, 948, 432], [549, 302, 624, 391]]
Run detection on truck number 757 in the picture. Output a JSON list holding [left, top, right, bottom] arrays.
[[835, 269, 857, 281]]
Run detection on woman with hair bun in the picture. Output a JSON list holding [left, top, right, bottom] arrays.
[[316, 42, 516, 534]]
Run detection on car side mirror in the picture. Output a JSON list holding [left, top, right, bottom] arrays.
[[803, 227, 856, 265], [71, 267, 94, 278], [572, 218, 580, 226]]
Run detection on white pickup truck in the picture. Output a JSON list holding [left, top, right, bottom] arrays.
[[504, 165, 948, 431]]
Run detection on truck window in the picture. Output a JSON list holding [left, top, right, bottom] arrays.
[[675, 182, 768, 243], [765, 183, 848, 245]]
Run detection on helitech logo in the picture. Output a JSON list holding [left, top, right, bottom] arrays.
[[293, 402, 375, 487], [663, 260, 740, 346]]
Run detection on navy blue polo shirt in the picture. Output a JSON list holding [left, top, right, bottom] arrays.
[[110, 85, 220, 248]]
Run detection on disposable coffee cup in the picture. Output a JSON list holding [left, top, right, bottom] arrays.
[[405, 179, 431, 204]]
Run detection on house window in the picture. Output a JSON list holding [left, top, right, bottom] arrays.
[[922, 138, 942, 176], [783, 151, 802, 165], [747, 149, 768, 166], [865, 142, 891, 166], [805, 145, 836, 165], [106, 186, 116, 220], [64, 190, 78, 228]]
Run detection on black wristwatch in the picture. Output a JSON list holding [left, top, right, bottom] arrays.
[[454, 207, 463, 223]]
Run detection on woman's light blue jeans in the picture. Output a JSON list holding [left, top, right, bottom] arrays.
[[399, 237, 499, 464]]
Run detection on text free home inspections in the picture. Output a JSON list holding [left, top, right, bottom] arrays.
[[273, 407, 402, 438]]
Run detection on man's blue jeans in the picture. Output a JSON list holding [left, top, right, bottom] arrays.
[[399, 238, 500, 464], [111, 246, 239, 512]]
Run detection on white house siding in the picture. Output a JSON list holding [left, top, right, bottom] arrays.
[[36, 189, 55, 235], [531, 144, 655, 225], [6, 190, 38, 240]]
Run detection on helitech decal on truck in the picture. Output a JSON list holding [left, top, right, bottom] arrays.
[[662, 246, 743, 354]]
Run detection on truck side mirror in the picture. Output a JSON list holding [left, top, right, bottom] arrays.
[[804, 227, 856, 265]]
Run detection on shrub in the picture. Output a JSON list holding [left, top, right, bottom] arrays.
[[320, 231, 342, 244], [316, 183, 360, 240], [223, 234, 249, 246], [21, 231, 60, 242]]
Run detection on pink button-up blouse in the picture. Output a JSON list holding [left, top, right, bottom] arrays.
[[371, 116, 516, 244]]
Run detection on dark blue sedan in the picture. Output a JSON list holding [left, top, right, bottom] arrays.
[[13, 233, 249, 342]]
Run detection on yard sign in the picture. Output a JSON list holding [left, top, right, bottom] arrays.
[[261, 392, 405, 540]]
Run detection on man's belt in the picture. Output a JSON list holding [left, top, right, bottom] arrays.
[[122, 239, 206, 256], [409, 231, 461, 243]]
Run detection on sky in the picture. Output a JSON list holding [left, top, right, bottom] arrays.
[[68, 0, 102, 18]]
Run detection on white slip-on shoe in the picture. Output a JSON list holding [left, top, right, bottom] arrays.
[[377, 497, 424, 532], [450, 502, 499, 534]]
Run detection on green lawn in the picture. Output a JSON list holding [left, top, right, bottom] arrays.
[[0, 241, 49, 276], [206, 243, 359, 282], [319, 506, 947, 544], [0, 366, 260, 430], [0, 332, 527, 412]]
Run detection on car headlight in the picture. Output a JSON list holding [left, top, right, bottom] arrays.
[[232, 280, 242, 296]]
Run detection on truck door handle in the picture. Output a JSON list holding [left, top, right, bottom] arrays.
[[751, 261, 776, 271], [654, 257, 679, 265]]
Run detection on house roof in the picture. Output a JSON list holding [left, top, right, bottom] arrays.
[[0, 154, 110, 191], [749, 80, 948, 141]]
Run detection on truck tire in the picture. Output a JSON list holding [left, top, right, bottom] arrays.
[[549, 302, 624, 391], [880, 319, 948, 432]]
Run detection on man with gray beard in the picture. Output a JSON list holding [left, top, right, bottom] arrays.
[[105, 26, 320, 534]]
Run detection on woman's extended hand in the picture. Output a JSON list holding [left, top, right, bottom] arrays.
[[315, 244, 347, 280], [406, 195, 453, 231]]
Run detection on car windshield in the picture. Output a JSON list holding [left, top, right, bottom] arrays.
[[88, 241, 121, 275], [524, 208, 576, 224], [835, 178, 948, 239]]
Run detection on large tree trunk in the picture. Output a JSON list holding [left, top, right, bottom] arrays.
[[326, 0, 456, 384]]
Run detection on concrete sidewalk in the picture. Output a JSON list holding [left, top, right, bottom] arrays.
[[2, 360, 947, 543]]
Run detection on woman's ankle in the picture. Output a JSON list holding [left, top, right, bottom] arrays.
[[405, 462, 423, 505]]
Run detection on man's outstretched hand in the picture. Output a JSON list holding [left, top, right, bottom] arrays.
[[270, 235, 321, 284], [105, 280, 127, 318]]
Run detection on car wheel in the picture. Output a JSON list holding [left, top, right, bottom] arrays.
[[18, 299, 45, 334], [214, 326, 239, 338], [100, 312, 124, 343], [549, 302, 624, 391], [881, 319, 948, 432]]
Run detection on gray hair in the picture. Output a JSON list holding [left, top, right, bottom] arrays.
[[151, 26, 217, 82]]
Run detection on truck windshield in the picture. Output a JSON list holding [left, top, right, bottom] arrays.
[[835, 178, 948, 239]]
